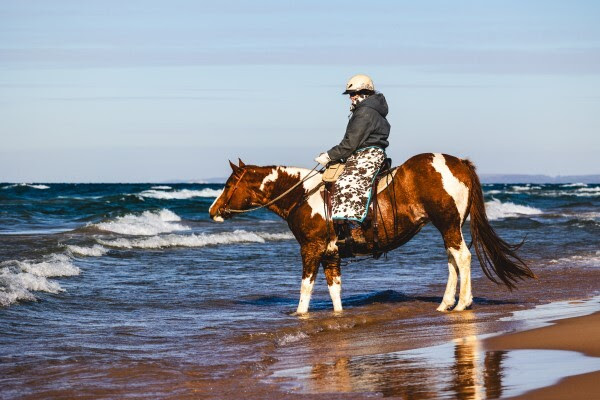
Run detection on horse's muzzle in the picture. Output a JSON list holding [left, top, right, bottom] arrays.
[[211, 208, 230, 222]]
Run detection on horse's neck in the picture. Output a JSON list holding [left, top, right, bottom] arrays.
[[261, 166, 322, 193], [278, 166, 322, 191], [260, 166, 323, 218]]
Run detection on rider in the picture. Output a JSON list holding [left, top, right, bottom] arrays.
[[314, 74, 390, 223]]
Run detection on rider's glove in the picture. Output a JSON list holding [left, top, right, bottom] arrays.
[[314, 152, 331, 167]]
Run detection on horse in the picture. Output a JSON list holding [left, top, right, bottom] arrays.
[[209, 153, 535, 314]]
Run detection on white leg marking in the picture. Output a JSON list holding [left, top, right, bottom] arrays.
[[451, 239, 473, 311], [431, 153, 469, 222], [296, 274, 314, 314], [328, 276, 342, 312], [437, 255, 458, 312]]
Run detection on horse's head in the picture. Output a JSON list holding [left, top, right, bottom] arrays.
[[209, 158, 264, 222]]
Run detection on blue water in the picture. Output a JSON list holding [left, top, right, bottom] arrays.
[[0, 182, 599, 398]]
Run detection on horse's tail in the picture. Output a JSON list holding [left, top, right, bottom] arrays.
[[464, 159, 536, 290]]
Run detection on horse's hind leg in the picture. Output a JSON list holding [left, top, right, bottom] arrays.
[[449, 237, 473, 311], [322, 252, 342, 312], [439, 228, 473, 312], [437, 254, 458, 312]]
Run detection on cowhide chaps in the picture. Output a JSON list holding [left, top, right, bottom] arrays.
[[331, 146, 386, 222]]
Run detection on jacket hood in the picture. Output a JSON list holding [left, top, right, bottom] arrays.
[[358, 93, 388, 117]]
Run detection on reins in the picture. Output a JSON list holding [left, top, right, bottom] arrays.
[[223, 163, 323, 215]]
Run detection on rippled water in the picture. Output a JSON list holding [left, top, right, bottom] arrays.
[[1, 182, 599, 398]]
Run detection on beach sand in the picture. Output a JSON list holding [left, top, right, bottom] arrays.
[[486, 311, 600, 399]]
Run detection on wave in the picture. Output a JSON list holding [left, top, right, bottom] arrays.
[[91, 209, 189, 236], [97, 230, 294, 249], [66, 244, 108, 257], [276, 332, 309, 346], [576, 187, 600, 194], [138, 188, 223, 200], [0, 254, 80, 307], [2, 183, 50, 190], [538, 188, 600, 198], [561, 183, 588, 188], [485, 199, 542, 220], [511, 185, 542, 191], [151, 185, 172, 190], [549, 251, 600, 269]]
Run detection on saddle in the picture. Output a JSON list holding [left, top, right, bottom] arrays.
[[322, 158, 396, 259]]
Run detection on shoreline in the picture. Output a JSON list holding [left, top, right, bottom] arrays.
[[260, 293, 600, 399], [485, 310, 600, 399]]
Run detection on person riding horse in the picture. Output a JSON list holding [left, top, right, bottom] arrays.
[[314, 74, 391, 224]]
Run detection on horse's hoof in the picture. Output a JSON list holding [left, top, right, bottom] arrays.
[[436, 304, 452, 312], [453, 302, 473, 312]]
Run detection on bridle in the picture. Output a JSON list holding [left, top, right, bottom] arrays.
[[221, 164, 322, 215]]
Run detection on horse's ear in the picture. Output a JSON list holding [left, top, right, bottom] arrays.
[[229, 160, 240, 173], [238, 158, 246, 168]]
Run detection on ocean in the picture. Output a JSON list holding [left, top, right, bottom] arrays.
[[1, 181, 599, 398]]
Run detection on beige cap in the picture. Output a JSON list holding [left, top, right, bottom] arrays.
[[343, 74, 374, 94]]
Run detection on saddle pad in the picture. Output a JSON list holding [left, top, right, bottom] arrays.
[[376, 168, 398, 194]]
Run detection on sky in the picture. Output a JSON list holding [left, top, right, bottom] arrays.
[[1, 0, 599, 182]]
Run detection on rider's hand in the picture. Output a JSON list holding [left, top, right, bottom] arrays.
[[314, 152, 331, 167]]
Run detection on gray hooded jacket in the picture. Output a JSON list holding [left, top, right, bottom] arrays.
[[326, 93, 390, 162]]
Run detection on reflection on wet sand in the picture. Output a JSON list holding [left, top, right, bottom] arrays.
[[301, 312, 505, 399]]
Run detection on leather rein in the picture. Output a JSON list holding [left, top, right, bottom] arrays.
[[222, 163, 323, 215]]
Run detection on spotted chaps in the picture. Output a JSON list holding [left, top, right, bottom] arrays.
[[331, 147, 386, 222]]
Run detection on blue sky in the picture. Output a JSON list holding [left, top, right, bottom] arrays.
[[1, 0, 599, 182]]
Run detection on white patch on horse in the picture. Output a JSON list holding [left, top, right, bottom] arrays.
[[328, 276, 342, 312], [297, 274, 314, 314], [449, 238, 473, 311], [281, 167, 325, 219], [437, 250, 458, 312], [260, 168, 279, 191], [431, 153, 469, 221], [326, 240, 338, 253], [209, 190, 225, 221]]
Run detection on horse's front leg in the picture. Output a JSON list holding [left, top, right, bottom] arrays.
[[322, 252, 342, 312], [296, 246, 322, 314]]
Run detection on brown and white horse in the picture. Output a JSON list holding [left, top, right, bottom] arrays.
[[209, 153, 535, 314]]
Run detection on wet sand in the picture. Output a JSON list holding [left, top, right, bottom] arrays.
[[486, 311, 600, 399], [252, 265, 600, 400]]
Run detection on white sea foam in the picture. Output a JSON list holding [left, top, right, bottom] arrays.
[[66, 244, 108, 257], [97, 230, 294, 249], [549, 252, 600, 269], [276, 332, 309, 346], [0, 254, 80, 307], [576, 187, 600, 194], [511, 185, 541, 191], [538, 187, 600, 197], [138, 188, 223, 200], [561, 183, 587, 188], [92, 209, 188, 236], [151, 185, 172, 190], [2, 183, 50, 190], [3, 254, 80, 278], [485, 199, 542, 220]]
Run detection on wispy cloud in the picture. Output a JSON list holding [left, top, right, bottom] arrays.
[[2, 46, 600, 75]]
